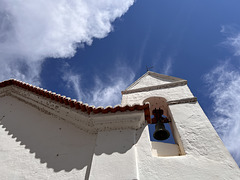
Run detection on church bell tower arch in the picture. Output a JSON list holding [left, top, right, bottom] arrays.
[[121, 71, 239, 179]]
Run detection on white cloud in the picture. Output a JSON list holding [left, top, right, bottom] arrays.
[[225, 34, 240, 56], [0, 59, 43, 86], [62, 69, 83, 102], [204, 25, 240, 166], [134, 32, 150, 70], [62, 64, 135, 107], [205, 61, 240, 166], [221, 25, 240, 56], [162, 57, 173, 75], [0, 0, 135, 84]]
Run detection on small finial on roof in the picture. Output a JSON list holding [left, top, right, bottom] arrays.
[[146, 65, 154, 72]]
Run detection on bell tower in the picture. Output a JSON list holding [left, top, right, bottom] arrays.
[[121, 71, 240, 179]]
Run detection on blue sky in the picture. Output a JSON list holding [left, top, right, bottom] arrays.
[[1, 0, 240, 166]]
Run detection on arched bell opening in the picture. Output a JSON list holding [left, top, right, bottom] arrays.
[[143, 97, 175, 144], [143, 97, 168, 118], [143, 97, 183, 156]]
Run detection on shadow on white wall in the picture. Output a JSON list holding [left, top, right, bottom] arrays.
[[0, 96, 143, 174]]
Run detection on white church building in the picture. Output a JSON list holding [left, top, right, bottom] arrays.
[[0, 71, 239, 179]]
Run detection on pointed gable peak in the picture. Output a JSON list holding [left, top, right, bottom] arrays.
[[125, 71, 186, 91]]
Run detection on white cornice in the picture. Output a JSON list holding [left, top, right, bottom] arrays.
[[167, 97, 198, 105], [0, 86, 146, 133]]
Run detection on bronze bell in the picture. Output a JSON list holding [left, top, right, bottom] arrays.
[[153, 120, 170, 140], [152, 108, 170, 140]]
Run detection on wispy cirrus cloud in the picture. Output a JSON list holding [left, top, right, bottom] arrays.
[[205, 61, 240, 166], [62, 64, 135, 107], [62, 70, 84, 102], [205, 25, 240, 166], [221, 25, 240, 56], [162, 57, 173, 75], [0, 0, 135, 84]]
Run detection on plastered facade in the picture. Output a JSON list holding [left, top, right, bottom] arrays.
[[0, 85, 145, 180], [0, 71, 239, 179], [122, 71, 240, 179]]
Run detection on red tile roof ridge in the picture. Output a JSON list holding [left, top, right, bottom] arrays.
[[96, 106, 104, 109], [105, 105, 113, 108], [0, 79, 151, 122]]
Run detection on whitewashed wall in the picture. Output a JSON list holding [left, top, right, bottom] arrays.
[[0, 95, 97, 179], [0, 72, 239, 180], [121, 72, 240, 179], [0, 94, 143, 180]]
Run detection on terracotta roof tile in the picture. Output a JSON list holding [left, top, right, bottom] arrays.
[[0, 79, 151, 123]]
